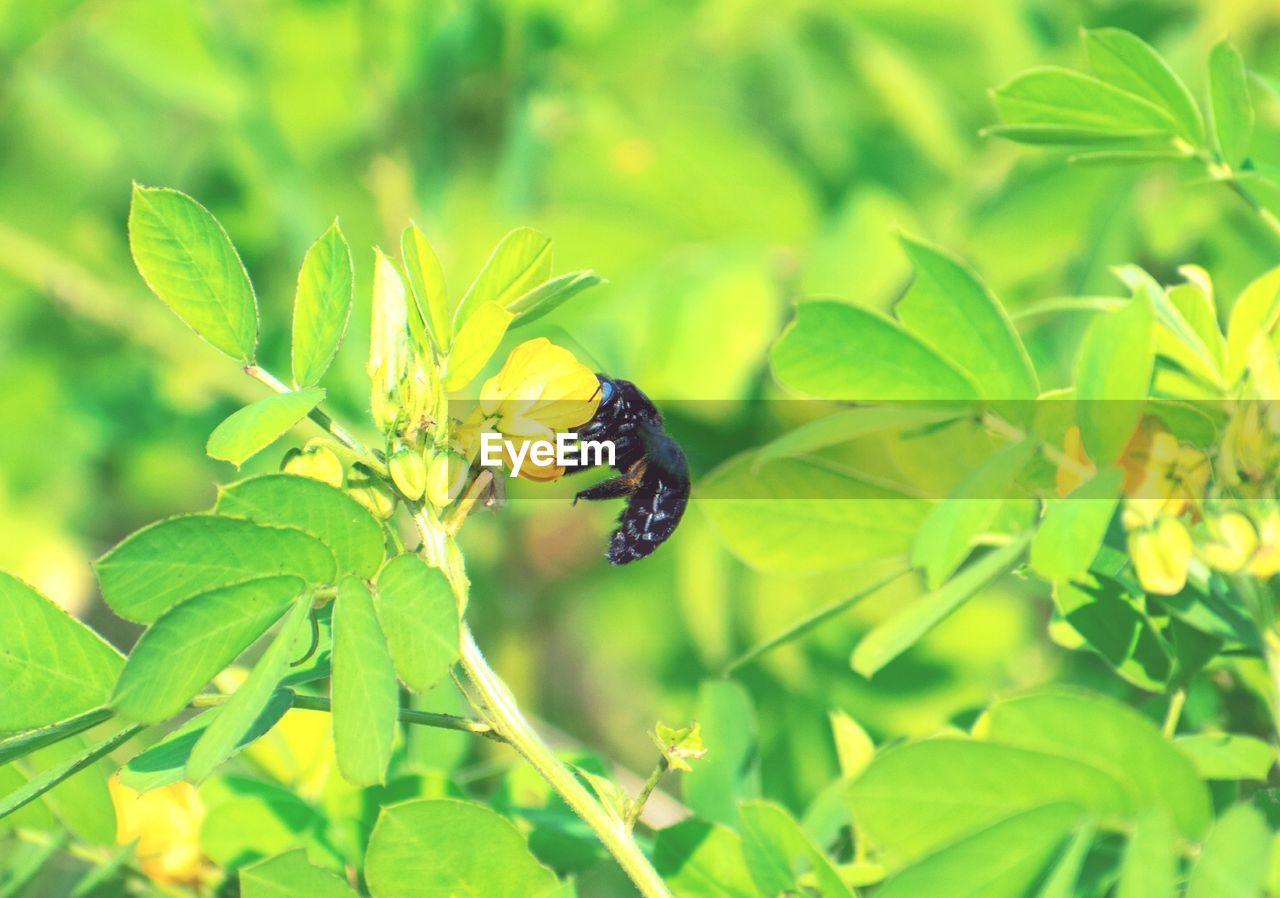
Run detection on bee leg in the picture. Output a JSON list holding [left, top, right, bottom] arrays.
[[573, 461, 646, 504]]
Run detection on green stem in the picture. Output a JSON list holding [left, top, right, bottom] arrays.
[[242, 364, 386, 475], [1223, 177, 1280, 241], [625, 758, 669, 831], [456, 626, 672, 898], [1162, 689, 1186, 738], [189, 693, 501, 741]]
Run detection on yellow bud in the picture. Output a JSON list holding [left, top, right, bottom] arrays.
[[1198, 511, 1258, 573], [348, 472, 397, 521], [390, 446, 428, 501], [282, 442, 345, 489], [1248, 509, 1280, 579], [427, 450, 469, 508], [1128, 517, 1191, 595]]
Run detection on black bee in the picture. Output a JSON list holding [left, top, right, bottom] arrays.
[[566, 375, 690, 564]]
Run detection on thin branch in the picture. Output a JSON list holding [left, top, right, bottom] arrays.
[[625, 757, 668, 831], [189, 692, 502, 742]]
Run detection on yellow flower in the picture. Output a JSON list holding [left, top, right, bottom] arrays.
[[1127, 516, 1192, 595], [1198, 511, 1259, 574], [458, 338, 601, 481], [1248, 508, 1280, 579], [109, 775, 207, 886], [1055, 425, 1096, 498]]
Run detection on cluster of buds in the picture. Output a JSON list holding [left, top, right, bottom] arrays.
[[1062, 401, 1280, 595]]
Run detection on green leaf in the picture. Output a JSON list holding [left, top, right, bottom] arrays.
[[738, 800, 853, 897], [849, 739, 1129, 867], [1075, 287, 1154, 465], [241, 849, 359, 898], [200, 776, 324, 868], [24, 734, 117, 844], [1185, 803, 1270, 898], [96, 514, 335, 623], [454, 227, 553, 328], [402, 223, 452, 349], [1175, 734, 1275, 781], [207, 388, 326, 467], [874, 804, 1083, 898], [771, 301, 979, 400], [1116, 811, 1176, 898], [443, 301, 515, 391], [992, 67, 1179, 136], [1114, 265, 1224, 390], [186, 596, 313, 782], [830, 710, 875, 781], [0, 708, 113, 767], [365, 799, 558, 898], [128, 184, 257, 360], [853, 535, 1030, 677], [332, 577, 397, 787], [1050, 573, 1172, 692], [911, 440, 1035, 588], [1036, 823, 1096, 898], [1085, 29, 1203, 143], [755, 406, 967, 465], [373, 554, 460, 693], [1209, 40, 1254, 168], [507, 270, 604, 327], [652, 820, 759, 898], [292, 221, 354, 387], [982, 689, 1211, 839], [983, 124, 1167, 145], [682, 681, 759, 826], [1030, 468, 1124, 580], [119, 690, 293, 792], [895, 237, 1038, 402], [0, 724, 142, 827], [0, 572, 123, 734], [112, 576, 305, 723], [1225, 265, 1280, 384], [216, 474, 385, 579], [700, 452, 928, 573], [1066, 148, 1193, 165]]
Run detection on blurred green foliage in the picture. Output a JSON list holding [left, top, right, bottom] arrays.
[[5, 0, 1280, 892]]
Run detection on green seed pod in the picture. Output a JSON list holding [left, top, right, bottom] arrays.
[[390, 445, 428, 501], [282, 442, 345, 489], [426, 450, 469, 508], [348, 472, 397, 521]]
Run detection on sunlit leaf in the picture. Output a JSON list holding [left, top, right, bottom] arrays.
[[444, 301, 515, 391], [1174, 734, 1275, 781], [364, 799, 557, 898], [128, 184, 258, 360], [652, 820, 758, 898], [738, 800, 852, 897], [1184, 803, 1269, 898], [112, 576, 304, 723], [454, 227, 552, 327], [1209, 40, 1254, 168], [771, 301, 978, 401], [291, 221, 354, 387], [0, 572, 123, 734], [508, 270, 603, 327], [1115, 811, 1175, 898], [186, 596, 312, 782], [402, 223, 452, 349], [1085, 29, 1203, 143], [216, 474, 385, 579], [1075, 288, 1154, 465], [96, 515, 335, 623], [241, 849, 359, 898], [373, 554, 459, 693], [332, 577, 397, 787], [207, 388, 326, 466], [1030, 468, 1123, 581]]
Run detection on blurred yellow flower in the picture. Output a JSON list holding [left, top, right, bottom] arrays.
[[1127, 516, 1191, 595], [109, 775, 207, 886], [457, 338, 601, 481], [1198, 511, 1258, 574]]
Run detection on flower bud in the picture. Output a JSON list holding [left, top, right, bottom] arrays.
[[347, 471, 397, 521], [427, 450, 469, 508], [390, 445, 427, 501], [1198, 511, 1257, 573], [1128, 516, 1191, 595], [282, 442, 345, 489]]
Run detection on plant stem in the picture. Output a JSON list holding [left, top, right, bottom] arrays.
[[456, 625, 672, 898], [1162, 689, 1186, 738], [1222, 177, 1280, 241], [242, 364, 386, 475], [625, 758, 668, 831], [189, 693, 501, 741]]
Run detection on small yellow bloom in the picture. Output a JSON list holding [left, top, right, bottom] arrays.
[[109, 776, 206, 886], [1055, 425, 1096, 497], [1128, 516, 1191, 595], [458, 338, 601, 481], [1198, 511, 1259, 574], [1248, 508, 1280, 579]]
